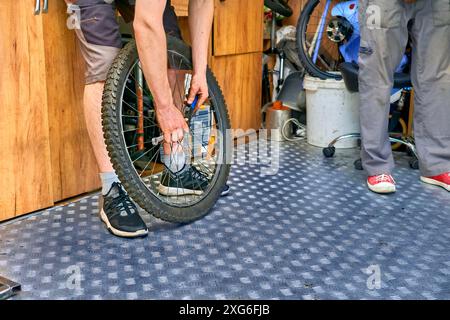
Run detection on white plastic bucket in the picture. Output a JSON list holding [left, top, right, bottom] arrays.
[[304, 75, 360, 148]]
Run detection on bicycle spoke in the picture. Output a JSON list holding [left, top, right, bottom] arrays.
[[185, 129, 213, 175], [132, 143, 159, 164], [123, 125, 157, 133], [128, 67, 153, 98], [122, 99, 155, 124], [305, 40, 333, 70], [169, 52, 189, 112], [137, 139, 161, 174], [168, 143, 182, 201], [126, 141, 152, 149], [184, 138, 214, 182], [124, 83, 153, 108], [150, 143, 165, 197]]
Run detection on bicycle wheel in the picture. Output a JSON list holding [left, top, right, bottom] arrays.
[[296, 0, 347, 80], [102, 36, 231, 223]]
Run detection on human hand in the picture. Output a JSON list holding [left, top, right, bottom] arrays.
[[187, 73, 209, 111], [155, 102, 189, 152]]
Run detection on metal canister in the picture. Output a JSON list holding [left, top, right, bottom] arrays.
[[265, 101, 292, 141]]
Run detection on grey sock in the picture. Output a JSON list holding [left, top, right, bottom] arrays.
[[100, 172, 120, 195], [161, 134, 190, 173], [163, 151, 187, 173]]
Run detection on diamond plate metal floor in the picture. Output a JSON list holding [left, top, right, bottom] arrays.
[[1, 141, 450, 300]]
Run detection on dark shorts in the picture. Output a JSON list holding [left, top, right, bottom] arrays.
[[67, 0, 182, 84]]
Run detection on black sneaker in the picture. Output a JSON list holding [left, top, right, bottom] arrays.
[[99, 182, 148, 238], [158, 166, 209, 196]]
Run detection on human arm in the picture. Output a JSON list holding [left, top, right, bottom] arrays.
[[186, 0, 214, 108], [133, 0, 189, 146]]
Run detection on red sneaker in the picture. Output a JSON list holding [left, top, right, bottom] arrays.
[[367, 174, 396, 194], [420, 172, 450, 191]]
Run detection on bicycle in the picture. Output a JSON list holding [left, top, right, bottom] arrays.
[[101, 36, 231, 223], [298, 1, 418, 169], [296, 0, 410, 80]]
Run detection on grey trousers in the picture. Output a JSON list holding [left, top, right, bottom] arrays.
[[358, 0, 450, 176]]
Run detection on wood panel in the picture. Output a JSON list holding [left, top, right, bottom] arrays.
[[210, 52, 262, 131], [0, 1, 54, 220], [172, 0, 189, 17], [213, 0, 264, 56], [42, 1, 100, 202]]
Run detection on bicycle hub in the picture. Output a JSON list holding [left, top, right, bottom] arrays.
[[326, 17, 353, 43]]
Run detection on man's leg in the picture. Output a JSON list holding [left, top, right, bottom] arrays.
[[410, 0, 450, 178], [69, 0, 123, 193], [68, 0, 148, 237], [83, 82, 119, 190], [358, 0, 410, 176]]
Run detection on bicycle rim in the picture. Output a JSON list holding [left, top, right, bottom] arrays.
[[117, 47, 225, 209]]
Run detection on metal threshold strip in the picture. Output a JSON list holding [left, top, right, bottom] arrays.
[[0, 276, 21, 300]]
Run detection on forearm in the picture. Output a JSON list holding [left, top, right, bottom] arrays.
[[188, 0, 214, 75], [134, 0, 172, 108]]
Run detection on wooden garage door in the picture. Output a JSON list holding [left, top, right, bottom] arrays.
[[213, 0, 264, 56], [0, 1, 54, 220]]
